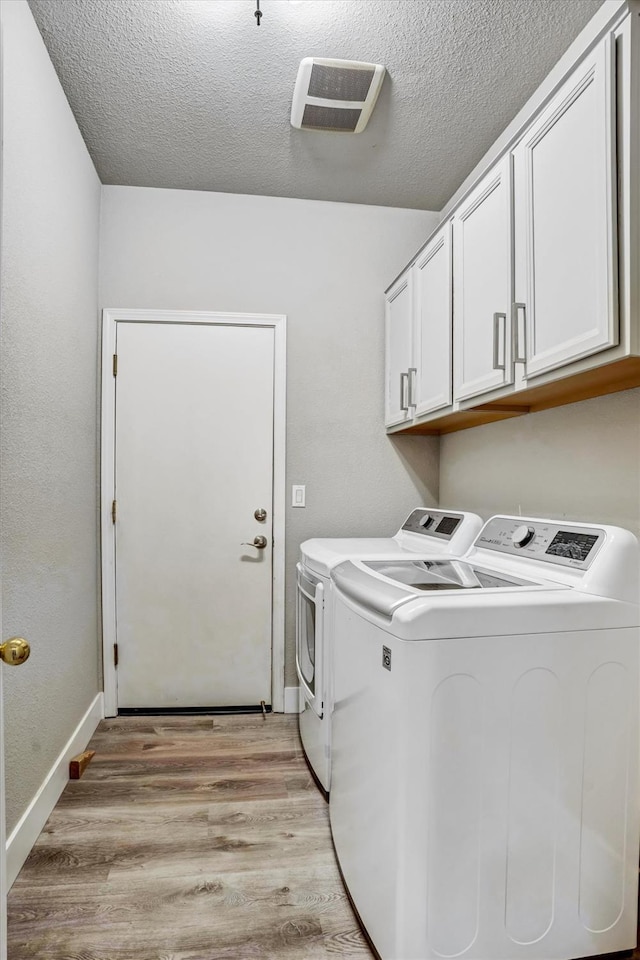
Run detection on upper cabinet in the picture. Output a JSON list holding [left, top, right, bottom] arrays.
[[512, 36, 618, 381], [413, 224, 453, 417], [385, 5, 640, 436], [384, 270, 413, 428], [453, 156, 513, 402], [384, 223, 452, 430]]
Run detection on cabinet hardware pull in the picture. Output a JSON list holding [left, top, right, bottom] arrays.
[[493, 312, 507, 371], [400, 371, 410, 413], [408, 367, 417, 407], [512, 302, 527, 363]]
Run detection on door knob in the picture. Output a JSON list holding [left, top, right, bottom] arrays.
[[254, 508, 267, 522], [0, 637, 30, 666], [242, 536, 268, 549]]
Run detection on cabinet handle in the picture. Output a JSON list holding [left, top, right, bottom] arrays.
[[492, 312, 507, 371], [408, 367, 417, 407], [400, 372, 409, 413], [512, 302, 527, 363]]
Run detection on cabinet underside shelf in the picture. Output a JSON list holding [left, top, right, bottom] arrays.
[[389, 356, 640, 436]]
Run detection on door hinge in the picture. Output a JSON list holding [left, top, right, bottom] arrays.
[[111, 499, 117, 524], [112, 353, 118, 377], [113, 643, 119, 668]]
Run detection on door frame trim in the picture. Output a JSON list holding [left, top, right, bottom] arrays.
[[100, 308, 287, 717]]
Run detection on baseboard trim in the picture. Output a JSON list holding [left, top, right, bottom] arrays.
[[6, 691, 104, 888], [283, 686, 299, 714]]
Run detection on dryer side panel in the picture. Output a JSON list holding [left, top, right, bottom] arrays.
[[579, 659, 631, 933], [505, 667, 561, 945], [426, 674, 484, 957]]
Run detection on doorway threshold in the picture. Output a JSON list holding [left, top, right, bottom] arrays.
[[117, 705, 273, 716]]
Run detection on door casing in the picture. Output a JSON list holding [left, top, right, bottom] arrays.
[[1, 5, 7, 947], [100, 308, 287, 717]]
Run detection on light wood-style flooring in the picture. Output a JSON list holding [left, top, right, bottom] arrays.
[[7, 714, 374, 959], [7, 713, 640, 960]]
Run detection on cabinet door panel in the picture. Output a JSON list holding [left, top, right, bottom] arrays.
[[414, 224, 453, 417], [514, 36, 617, 379], [385, 272, 413, 427], [453, 156, 513, 402]]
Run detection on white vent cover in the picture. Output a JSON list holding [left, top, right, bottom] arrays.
[[290, 58, 386, 134]]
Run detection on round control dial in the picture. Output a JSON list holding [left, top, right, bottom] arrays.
[[512, 524, 535, 548]]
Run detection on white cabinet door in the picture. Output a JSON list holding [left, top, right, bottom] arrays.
[[413, 223, 453, 417], [385, 270, 413, 427], [513, 36, 617, 379], [453, 155, 513, 402]]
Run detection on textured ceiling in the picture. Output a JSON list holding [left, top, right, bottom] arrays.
[[27, 0, 604, 210]]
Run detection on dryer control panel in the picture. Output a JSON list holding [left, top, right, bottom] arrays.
[[401, 509, 463, 541], [476, 517, 606, 569]]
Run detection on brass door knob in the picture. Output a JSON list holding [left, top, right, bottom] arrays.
[[0, 637, 30, 666]]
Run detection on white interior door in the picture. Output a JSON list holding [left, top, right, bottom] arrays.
[[114, 320, 275, 709]]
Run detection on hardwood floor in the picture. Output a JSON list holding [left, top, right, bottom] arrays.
[[7, 713, 640, 960], [7, 714, 374, 959]]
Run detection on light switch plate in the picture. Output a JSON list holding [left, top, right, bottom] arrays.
[[292, 484, 306, 507]]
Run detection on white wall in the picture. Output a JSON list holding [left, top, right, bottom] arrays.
[[100, 186, 440, 686], [1, 0, 102, 831], [440, 388, 640, 535]]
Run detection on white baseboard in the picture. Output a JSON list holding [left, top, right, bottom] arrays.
[[283, 685, 300, 714], [6, 691, 104, 888]]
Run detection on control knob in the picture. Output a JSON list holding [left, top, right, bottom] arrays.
[[512, 524, 535, 548]]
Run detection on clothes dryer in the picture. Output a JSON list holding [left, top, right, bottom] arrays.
[[296, 508, 482, 794], [330, 516, 640, 960]]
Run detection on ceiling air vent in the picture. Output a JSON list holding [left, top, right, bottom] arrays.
[[291, 58, 386, 134]]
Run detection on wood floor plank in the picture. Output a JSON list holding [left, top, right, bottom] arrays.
[[88, 735, 301, 758], [47, 773, 291, 808], [36, 803, 209, 842], [84, 756, 301, 783]]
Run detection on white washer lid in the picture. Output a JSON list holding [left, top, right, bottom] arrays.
[[300, 509, 483, 577], [300, 538, 409, 578]]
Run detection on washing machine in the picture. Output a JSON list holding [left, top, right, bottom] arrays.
[[329, 515, 640, 960], [295, 508, 483, 795]]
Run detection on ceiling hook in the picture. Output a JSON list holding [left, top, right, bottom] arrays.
[[255, 0, 262, 26]]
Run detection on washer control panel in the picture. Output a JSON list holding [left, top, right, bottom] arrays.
[[401, 509, 463, 541], [476, 517, 605, 569]]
